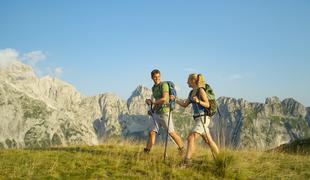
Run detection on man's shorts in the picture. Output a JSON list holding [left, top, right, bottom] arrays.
[[150, 112, 175, 133], [190, 115, 211, 135]]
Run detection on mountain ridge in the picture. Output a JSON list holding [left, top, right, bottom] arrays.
[[0, 61, 309, 150]]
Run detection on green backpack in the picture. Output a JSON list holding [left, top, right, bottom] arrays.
[[202, 84, 218, 117]]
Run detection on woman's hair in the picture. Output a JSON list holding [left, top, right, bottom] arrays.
[[188, 73, 205, 88], [197, 74, 206, 88], [188, 73, 198, 82]]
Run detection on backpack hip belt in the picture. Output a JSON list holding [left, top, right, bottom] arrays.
[[193, 114, 204, 119], [193, 113, 207, 124]]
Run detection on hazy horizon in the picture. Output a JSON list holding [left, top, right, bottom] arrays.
[[1, 1, 309, 106]]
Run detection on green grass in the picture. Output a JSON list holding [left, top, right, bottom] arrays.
[[0, 140, 310, 179]]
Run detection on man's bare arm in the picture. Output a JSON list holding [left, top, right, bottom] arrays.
[[153, 92, 169, 105]]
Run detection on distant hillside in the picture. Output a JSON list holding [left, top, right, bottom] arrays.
[[272, 138, 310, 155], [211, 96, 310, 150], [0, 61, 309, 150]]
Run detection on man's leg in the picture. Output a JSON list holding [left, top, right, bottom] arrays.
[[162, 113, 185, 153], [202, 132, 219, 155], [145, 130, 156, 152], [161, 112, 184, 148]]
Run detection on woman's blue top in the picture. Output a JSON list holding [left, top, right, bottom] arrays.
[[188, 89, 207, 115]]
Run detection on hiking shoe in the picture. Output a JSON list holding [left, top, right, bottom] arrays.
[[144, 148, 150, 153], [179, 158, 191, 169], [178, 147, 185, 156]]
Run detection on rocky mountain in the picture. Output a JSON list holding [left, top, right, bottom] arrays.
[[210, 97, 310, 150], [0, 61, 97, 148], [0, 61, 155, 148], [0, 61, 309, 150], [306, 107, 310, 126]]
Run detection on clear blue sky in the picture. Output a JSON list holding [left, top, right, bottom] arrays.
[[1, 0, 309, 106]]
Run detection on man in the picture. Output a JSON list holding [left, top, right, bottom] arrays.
[[144, 69, 184, 154]]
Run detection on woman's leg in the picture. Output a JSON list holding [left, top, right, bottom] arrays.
[[185, 132, 200, 159], [202, 131, 219, 155]]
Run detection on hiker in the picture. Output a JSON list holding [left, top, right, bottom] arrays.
[[144, 69, 185, 155], [176, 73, 219, 165]]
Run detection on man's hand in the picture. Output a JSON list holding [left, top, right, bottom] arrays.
[[192, 96, 200, 104], [170, 95, 176, 101], [148, 109, 154, 116], [145, 99, 153, 106]]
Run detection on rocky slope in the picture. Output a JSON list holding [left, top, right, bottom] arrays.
[[0, 61, 97, 148], [210, 97, 310, 150], [272, 138, 310, 155], [0, 61, 156, 148], [0, 61, 309, 150]]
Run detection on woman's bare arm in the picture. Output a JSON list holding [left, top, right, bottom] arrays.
[[197, 88, 210, 108], [176, 98, 190, 108]]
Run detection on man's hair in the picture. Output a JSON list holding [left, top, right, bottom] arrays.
[[151, 69, 161, 77]]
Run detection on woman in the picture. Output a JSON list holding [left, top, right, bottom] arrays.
[[176, 73, 219, 165]]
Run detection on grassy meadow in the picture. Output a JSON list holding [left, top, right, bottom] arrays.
[[0, 139, 310, 179]]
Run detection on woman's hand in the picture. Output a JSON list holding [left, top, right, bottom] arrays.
[[192, 96, 200, 104]]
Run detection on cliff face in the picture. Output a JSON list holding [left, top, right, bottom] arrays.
[[0, 61, 309, 150], [305, 107, 310, 126], [0, 61, 98, 148], [0, 61, 154, 148], [122, 86, 153, 138], [210, 97, 310, 150]]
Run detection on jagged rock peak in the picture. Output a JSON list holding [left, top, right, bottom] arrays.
[[0, 60, 36, 79], [38, 75, 82, 97], [127, 85, 152, 115], [130, 85, 151, 97], [217, 96, 248, 106], [98, 93, 127, 107], [265, 96, 281, 104], [282, 98, 302, 105], [281, 98, 306, 117]]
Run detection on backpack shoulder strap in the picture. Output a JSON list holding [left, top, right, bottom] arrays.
[[196, 87, 206, 99], [188, 90, 194, 103], [159, 82, 164, 92], [151, 84, 156, 92], [188, 90, 193, 97]]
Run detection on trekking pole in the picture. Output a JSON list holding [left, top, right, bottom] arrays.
[[163, 102, 172, 162], [195, 104, 216, 160]]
